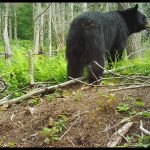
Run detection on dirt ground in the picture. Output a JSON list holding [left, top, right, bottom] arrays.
[[0, 83, 150, 148]]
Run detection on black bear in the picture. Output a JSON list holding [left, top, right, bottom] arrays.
[[66, 4, 150, 83]]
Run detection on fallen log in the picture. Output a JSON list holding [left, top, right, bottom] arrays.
[[107, 122, 133, 147], [0, 77, 86, 106]]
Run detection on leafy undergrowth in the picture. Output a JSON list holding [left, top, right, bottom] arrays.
[[0, 40, 67, 97], [0, 81, 149, 148]]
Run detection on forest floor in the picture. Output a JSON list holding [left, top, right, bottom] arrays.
[[0, 81, 150, 148]]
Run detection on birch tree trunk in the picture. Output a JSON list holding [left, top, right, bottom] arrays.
[[39, 4, 44, 54], [1, 3, 11, 59], [106, 3, 110, 11], [0, 6, 2, 41], [118, 3, 141, 59], [55, 3, 62, 49], [8, 17, 12, 40], [14, 3, 17, 40], [33, 3, 41, 54], [70, 3, 74, 22], [60, 3, 65, 47], [52, 3, 61, 51], [48, 3, 52, 56], [81, 3, 87, 12]]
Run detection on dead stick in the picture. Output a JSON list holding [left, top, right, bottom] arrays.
[[139, 120, 150, 136], [107, 122, 133, 147], [102, 110, 150, 132], [59, 116, 80, 141], [108, 84, 150, 92]]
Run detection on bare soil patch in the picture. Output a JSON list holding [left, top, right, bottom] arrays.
[[0, 83, 150, 147]]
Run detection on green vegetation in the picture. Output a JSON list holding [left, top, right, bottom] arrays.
[[0, 40, 67, 96], [40, 114, 68, 144], [111, 49, 150, 76]]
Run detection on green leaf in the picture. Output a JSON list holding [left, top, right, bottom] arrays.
[[134, 101, 145, 107], [142, 112, 150, 117], [117, 103, 130, 112]]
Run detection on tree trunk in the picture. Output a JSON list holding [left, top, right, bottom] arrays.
[[118, 3, 141, 59], [60, 3, 65, 47], [39, 4, 44, 54], [106, 3, 110, 11], [70, 3, 74, 22], [33, 3, 41, 54], [81, 3, 87, 12], [48, 3, 52, 56], [52, 3, 61, 51], [8, 17, 12, 40], [1, 3, 11, 59], [0, 6, 2, 41], [14, 3, 17, 40], [55, 3, 62, 49]]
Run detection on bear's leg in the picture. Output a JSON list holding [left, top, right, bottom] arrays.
[[87, 58, 104, 84], [67, 56, 84, 80]]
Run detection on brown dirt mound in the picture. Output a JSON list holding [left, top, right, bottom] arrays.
[[0, 84, 150, 147]]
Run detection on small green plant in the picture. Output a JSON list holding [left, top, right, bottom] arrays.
[[7, 141, 16, 148], [40, 114, 68, 144], [54, 115, 68, 132], [63, 89, 72, 97], [53, 88, 62, 97], [134, 97, 145, 107], [119, 134, 150, 148], [97, 92, 117, 110], [117, 103, 130, 112], [40, 127, 59, 144], [72, 90, 83, 101], [134, 101, 145, 107], [142, 112, 150, 118], [29, 97, 39, 106], [45, 94, 55, 102]]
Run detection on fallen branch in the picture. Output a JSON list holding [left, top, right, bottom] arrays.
[[0, 77, 85, 106], [67, 136, 76, 147], [108, 84, 150, 92], [139, 120, 150, 136], [0, 85, 30, 102], [102, 110, 150, 132], [107, 122, 133, 147], [59, 116, 80, 141]]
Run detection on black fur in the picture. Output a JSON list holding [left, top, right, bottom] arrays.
[[66, 4, 148, 83]]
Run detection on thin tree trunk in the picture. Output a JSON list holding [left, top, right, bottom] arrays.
[[56, 3, 62, 49], [70, 3, 74, 22], [106, 3, 110, 11], [1, 3, 11, 59], [8, 17, 12, 40], [52, 3, 61, 51], [33, 3, 41, 54], [48, 3, 52, 56], [60, 3, 65, 47], [39, 4, 44, 54], [14, 3, 17, 40], [0, 6, 1, 41], [81, 3, 87, 12]]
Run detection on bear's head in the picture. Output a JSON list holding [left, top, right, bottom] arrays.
[[119, 4, 150, 34]]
